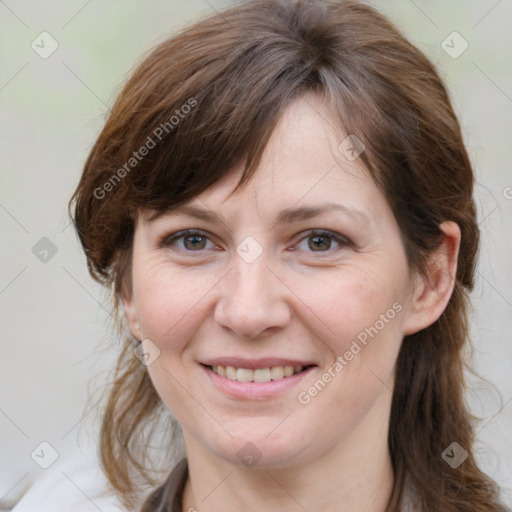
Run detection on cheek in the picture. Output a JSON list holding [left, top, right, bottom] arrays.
[[291, 277, 404, 446], [133, 267, 211, 416], [291, 266, 407, 419], [132, 260, 215, 344], [290, 263, 407, 353]]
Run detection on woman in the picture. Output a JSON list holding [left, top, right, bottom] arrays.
[[69, 0, 510, 510]]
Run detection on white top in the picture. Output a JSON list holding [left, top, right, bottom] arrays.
[[8, 452, 127, 512]]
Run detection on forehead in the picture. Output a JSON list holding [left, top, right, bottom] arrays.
[[142, 92, 391, 229]]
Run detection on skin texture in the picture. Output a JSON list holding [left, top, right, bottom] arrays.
[[123, 92, 460, 511]]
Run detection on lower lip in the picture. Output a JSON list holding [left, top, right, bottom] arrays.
[[200, 364, 316, 400]]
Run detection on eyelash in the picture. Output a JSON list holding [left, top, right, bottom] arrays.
[[161, 229, 352, 256]]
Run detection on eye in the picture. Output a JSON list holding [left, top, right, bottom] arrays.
[[294, 230, 351, 253], [162, 229, 216, 252], [161, 229, 352, 255]]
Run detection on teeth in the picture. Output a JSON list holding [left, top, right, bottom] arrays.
[[236, 368, 253, 382], [225, 366, 237, 380], [270, 366, 284, 380], [254, 368, 271, 382], [211, 364, 304, 382]]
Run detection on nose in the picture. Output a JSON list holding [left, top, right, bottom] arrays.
[[214, 252, 291, 339]]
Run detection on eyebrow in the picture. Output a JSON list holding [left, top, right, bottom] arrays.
[[149, 202, 371, 227]]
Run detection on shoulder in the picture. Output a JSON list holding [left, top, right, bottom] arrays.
[[9, 453, 126, 512]]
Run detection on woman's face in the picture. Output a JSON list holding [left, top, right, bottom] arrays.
[[124, 93, 422, 469]]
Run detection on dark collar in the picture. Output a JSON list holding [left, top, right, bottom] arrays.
[[140, 458, 188, 512]]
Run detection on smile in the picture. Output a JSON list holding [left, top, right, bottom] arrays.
[[209, 364, 307, 382], [200, 361, 317, 400]]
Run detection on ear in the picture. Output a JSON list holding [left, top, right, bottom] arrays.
[[122, 292, 143, 342], [402, 221, 461, 336]]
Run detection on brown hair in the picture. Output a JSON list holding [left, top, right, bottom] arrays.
[[69, 0, 508, 510]]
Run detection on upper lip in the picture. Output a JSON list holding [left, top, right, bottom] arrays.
[[201, 357, 316, 369]]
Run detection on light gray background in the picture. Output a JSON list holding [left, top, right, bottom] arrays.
[[1, 0, 511, 508]]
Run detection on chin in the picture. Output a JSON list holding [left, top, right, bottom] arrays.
[[205, 428, 314, 470]]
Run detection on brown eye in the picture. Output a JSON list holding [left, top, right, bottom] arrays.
[[296, 230, 351, 253], [163, 230, 214, 252], [308, 234, 332, 251], [183, 234, 207, 250]]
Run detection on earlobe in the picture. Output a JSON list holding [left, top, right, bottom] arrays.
[[122, 294, 142, 341], [402, 221, 461, 336]]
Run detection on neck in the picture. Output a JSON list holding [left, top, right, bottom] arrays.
[[181, 392, 395, 512]]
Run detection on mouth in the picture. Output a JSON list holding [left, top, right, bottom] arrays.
[[199, 357, 318, 399], [199, 358, 317, 399], [205, 363, 314, 383]]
